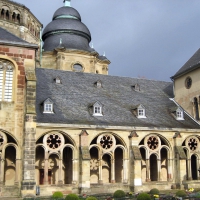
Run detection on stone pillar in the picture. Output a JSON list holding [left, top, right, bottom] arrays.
[[21, 60, 37, 197], [123, 159, 128, 183], [72, 159, 78, 184], [146, 159, 150, 181], [157, 159, 161, 181], [134, 160, 142, 189], [79, 130, 91, 193], [98, 159, 103, 184], [15, 159, 21, 185], [167, 159, 173, 181], [0, 159, 4, 185], [58, 159, 63, 184], [111, 158, 115, 183], [44, 158, 48, 185], [187, 158, 192, 180]]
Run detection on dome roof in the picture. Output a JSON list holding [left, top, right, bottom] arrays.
[[42, 5, 92, 52], [53, 6, 81, 20]]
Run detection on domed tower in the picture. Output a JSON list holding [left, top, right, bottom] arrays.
[[41, 0, 110, 75]]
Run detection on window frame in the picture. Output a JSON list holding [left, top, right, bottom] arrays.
[[43, 98, 54, 114], [137, 104, 146, 118], [0, 60, 14, 102], [176, 108, 184, 120], [93, 102, 103, 116]]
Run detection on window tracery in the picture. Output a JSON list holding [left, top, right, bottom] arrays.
[[0, 60, 14, 102], [186, 137, 199, 151]]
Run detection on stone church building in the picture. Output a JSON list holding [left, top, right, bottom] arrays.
[[0, 0, 200, 198]]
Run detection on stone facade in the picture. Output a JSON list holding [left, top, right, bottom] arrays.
[[0, 0, 200, 198]]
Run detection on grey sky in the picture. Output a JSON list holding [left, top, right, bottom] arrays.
[[15, 0, 200, 81]]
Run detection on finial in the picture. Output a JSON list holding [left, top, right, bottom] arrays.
[[103, 52, 106, 56], [63, 0, 71, 7], [91, 43, 94, 48], [60, 38, 62, 45]]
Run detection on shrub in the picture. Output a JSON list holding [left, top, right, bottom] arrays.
[[175, 190, 186, 197], [149, 188, 159, 195], [52, 191, 64, 199], [137, 193, 151, 200], [86, 197, 98, 200], [65, 194, 79, 200], [113, 190, 126, 198]]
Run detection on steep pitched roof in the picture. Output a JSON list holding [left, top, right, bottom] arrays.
[[0, 27, 38, 48], [172, 48, 200, 79], [36, 68, 199, 129]]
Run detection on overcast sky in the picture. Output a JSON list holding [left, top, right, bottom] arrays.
[[15, 0, 200, 81]]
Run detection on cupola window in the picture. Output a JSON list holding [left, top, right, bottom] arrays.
[[43, 98, 54, 113], [0, 60, 14, 102], [93, 102, 103, 116], [73, 63, 83, 72]]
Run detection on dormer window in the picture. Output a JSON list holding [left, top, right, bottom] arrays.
[[93, 102, 103, 116], [55, 77, 61, 84], [95, 80, 102, 88], [132, 104, 146, 118], [43, 98, 54, 113], [132, 84, 140, 92], [176, 107, 184, 120]]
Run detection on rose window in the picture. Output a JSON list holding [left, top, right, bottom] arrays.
[[0, 134, 4, 146], [147, 136, 159, 150], [100, 135, 113, 149], [46, 134, 62, 149], [188, 138, 198, 151]]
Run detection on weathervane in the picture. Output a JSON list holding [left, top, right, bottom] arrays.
[[63, 0, 71, 7]]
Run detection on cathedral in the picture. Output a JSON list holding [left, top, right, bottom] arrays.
[[0, 0, 200, 198]]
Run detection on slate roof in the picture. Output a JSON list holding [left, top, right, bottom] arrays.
[[36, 68, 200, 129], [0, 27, 38, 48], [172, 48, 200, 79]]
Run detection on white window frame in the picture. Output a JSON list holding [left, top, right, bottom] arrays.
[[93, 102, 103, 116], [0, 60, 14, 102], [43, 98, 54, 113], [137, 105, 146, 118], [176, 108, 184, 120]]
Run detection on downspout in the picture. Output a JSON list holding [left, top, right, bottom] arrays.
[[39, 27, 43, 66]]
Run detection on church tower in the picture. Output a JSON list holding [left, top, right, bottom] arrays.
[[41, 0, 110, 75]]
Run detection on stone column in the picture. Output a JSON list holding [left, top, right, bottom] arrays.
[[167, 159, 173, 181], [44, 158, 48, 185], [0, 159, 4, 185], [146, 159, 150, 181], [157, 159, 161, 181], [15, 159, 21, 185], [111, 158, 115, 183], [123, 159, 128, 183], [187, 159, 192, 180], [98, 159, 103, 184], [72, 159, 78, 184], [58, 159, 63, 185]]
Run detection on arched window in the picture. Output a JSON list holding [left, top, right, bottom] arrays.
[[0, 59, 14, 102], [194, 97, 199, 120]]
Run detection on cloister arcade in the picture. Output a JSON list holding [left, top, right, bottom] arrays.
[[0, 130, 20, 186], [89, 133, 128, 184]]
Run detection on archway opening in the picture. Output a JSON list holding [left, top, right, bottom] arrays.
[[4, 146, 16, 185], [115, 148, 123, 183], [102, 154, 111, 183], [140, 148, 146, 182], [90, 147, 99, 183], [161, 148, 168, 181], [150, 154, 158, 181], [191, 154, 198, 180], [35, 146, 45, 185], [63, 147, 73, 184]]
